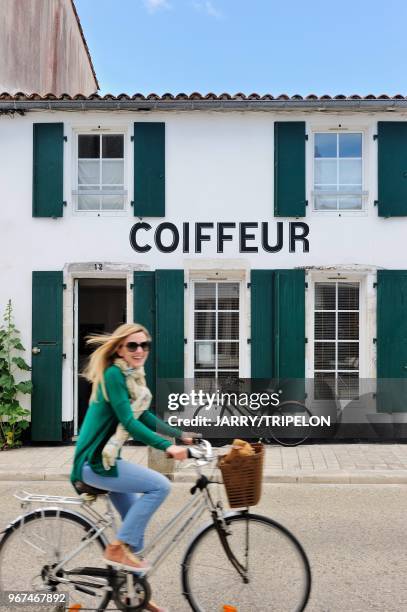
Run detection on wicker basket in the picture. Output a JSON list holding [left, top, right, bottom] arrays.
[[218, 442, 264, 508]]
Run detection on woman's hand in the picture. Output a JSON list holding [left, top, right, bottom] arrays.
[[166, 445, 188, 460], [180, 432, 200, 445]]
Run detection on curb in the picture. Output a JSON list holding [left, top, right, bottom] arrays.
[[1, 470, 407, 484]]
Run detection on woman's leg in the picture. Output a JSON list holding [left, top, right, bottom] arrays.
[[82, 460, 171, 552]]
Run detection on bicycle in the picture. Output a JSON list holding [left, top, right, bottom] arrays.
[[0, 439, 312, 612]]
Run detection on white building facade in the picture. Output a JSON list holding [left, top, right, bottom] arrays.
[[1, 93, 406, 441]]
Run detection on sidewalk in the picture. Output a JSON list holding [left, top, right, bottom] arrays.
[[2, 443, 407, 483]]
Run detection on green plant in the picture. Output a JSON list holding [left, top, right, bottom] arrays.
[[0, 300, 31, 449]]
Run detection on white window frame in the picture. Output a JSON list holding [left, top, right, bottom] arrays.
[[71, 128, 130, 217], [305, 270, 375, 407], [186, 271, 249, 379], [307, 125, 369, 217]]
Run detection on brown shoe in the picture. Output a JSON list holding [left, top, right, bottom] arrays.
[[103, 543, 150, 572]]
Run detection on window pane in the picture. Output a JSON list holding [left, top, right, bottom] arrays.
[[218, 342, 239, 368], [315, 196, 337, 210], [218, 312, 239, 339], [339, 133, 362, 158], [195, 312, 215, 339], [77, 195, 100, 210], [78, 160, 99, 185], [339, 159, 362, 185], [338, 197, 362, 210], [315, 312, 336, 339], [338, 283, 359, 310], [338, 373, 359, 399], [315, 283, 336, 310], [338, 343, 359, 370], [314, 373, 335, 399], [314, 133, 336, 158], [78, 135, 99, 158], [315, 159, 337, 184], [102, 135, 124, 158], [314, 342, 335, 369], [195, 283, 215, 310], [195, 342, 216, 369], [194, 373, 215, 391], [338, 312, 359, 339], [101, 195, 124, 210], [102, 160, 124, 185], [218, 283, 239, 310]]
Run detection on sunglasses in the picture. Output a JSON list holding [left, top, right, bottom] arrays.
[[123, 341, 151, 352]]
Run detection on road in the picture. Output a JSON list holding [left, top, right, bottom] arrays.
[[0, 481, 406, 611]]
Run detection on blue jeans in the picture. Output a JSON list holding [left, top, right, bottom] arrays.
[[82, 459, 171, 552]]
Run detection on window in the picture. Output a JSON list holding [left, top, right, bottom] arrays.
[[314, 281, 359, 399], [313, 132, 363, 211], [193, 282, 240, 382], [75, 133, 126, 212]]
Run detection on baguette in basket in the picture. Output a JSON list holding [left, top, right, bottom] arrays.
[[220, 439, 254, 464]]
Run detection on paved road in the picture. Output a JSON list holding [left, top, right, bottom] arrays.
[[0, 481, 406, 611]]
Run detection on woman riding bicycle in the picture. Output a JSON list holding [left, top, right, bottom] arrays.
[[70, 323, 194, 612]]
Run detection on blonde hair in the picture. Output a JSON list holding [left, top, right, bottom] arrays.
[[82, 323, 151, 401]]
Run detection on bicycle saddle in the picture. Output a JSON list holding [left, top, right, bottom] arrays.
[[73, 480, 107, 496]]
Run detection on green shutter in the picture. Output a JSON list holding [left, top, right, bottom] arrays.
[[251, 270, 274, 378], [377, 271, 407, 413], [31, 271, 63, 441], [274, 269, 305, 379], [155, 270, 184, 379], [251, 269, 305, 381], [274, 122, 306, 217], [133, 122, 165, 217], [33, 123, 64, 217], [133, 271, 156, 397], [378, 122, 407, 217]]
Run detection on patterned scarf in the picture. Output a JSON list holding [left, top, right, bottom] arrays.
[[113, 357, 152, 418]]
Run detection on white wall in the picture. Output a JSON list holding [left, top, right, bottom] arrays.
[[1, 109, 406, 422]]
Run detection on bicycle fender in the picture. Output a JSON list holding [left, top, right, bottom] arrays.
[[180, 510, 243, 564], [0, 506, 109, 547]]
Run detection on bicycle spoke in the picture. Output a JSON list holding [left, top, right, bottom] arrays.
[[0, 512, 111, 611]]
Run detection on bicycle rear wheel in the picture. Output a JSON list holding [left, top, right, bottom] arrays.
[[182, 512, 311, 612], [0, 508, 112, 611]]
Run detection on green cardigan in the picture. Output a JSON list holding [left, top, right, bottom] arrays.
[[70, 365, 182, 485]]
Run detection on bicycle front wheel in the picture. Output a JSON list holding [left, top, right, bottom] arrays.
[[0, 508, 111, 611], [182, 513, 311, 612]]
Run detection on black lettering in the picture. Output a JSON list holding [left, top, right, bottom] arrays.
[[195, 223, 214, 253], [239, 222, 258, 253], [217, 223, 236, 253], [183, 222, 190, 253], [155, 222, 179, 253], [129, 222, 152, 253], [261, 222, 283, 253], [289, 222, 309, 253]]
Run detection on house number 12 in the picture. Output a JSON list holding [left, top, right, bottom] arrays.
[[94, 263, 103, 270]]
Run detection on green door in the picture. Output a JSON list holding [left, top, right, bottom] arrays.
[[377, 270, 407, 412], [31, 272, 63, 440]]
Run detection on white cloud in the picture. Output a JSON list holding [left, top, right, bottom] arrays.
[[192, 1, 222, 19], [144, 0, 171, 13]]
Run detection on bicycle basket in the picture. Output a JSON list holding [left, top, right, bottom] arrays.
[[218, 442, 264, 508]]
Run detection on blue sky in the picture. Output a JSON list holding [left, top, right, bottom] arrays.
[[75, 0, 407, 96]]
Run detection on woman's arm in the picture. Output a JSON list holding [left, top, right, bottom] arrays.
[[139, 409, 182, 439], [104, 367, 172, 452]]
